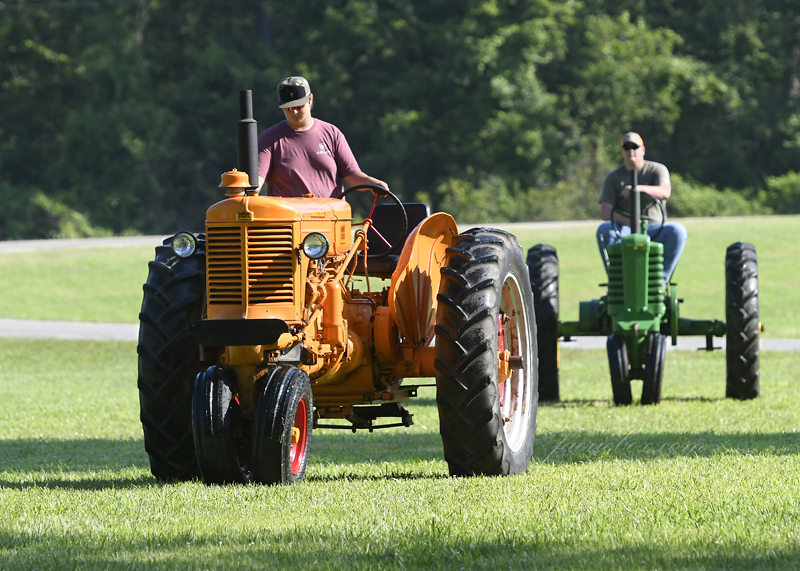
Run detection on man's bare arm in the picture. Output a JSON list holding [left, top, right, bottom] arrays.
[[600, 201, 631, 225], [622, 182, 671, 200], [343, 171, 388, 190]]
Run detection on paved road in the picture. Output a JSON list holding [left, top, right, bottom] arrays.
[[0, 319, 139, 341], [0, 235, 171, 253], [1, 317, 798, 351]]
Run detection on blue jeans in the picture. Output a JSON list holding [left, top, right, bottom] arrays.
[[596, 221, 687, 284]]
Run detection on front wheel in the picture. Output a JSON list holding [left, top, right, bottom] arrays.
[[641, 333, 666, 405], [725, 242, 759, 399], [526, 244, 560, 402], [251, 366, 314, 485], [192, 366, 252, 484], [607, 334, 632, 406], [435, 229, 538, 476]]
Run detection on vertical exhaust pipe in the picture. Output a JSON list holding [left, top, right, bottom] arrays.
[[631, 169, 640, 235], [238, 90, 259, 190]]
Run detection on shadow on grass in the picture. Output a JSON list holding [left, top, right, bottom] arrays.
[[659, 396, 723, 403], [0, 433, 447, 489], [0, 475, 157, 490], [0, 438, 157, 490], [541, 395, 722, 407], [2, 427, 798, 489], [536, 429, 800, 464], [1, 529, 798, 570]]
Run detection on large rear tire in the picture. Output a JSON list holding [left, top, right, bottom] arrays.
[[725, 242, 759, 399], [526, 244, 560, 402], [137, 237, 206, 481], [192, 366, 252, 484], [607, 334, 632, 406], [251, 366, 314, 485], [641, 333, 666, 405], [435, 229, 538, 476]]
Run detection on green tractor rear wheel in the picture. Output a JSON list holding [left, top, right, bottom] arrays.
[[526, 244, 560, 402], [725, 242, 759, 400]]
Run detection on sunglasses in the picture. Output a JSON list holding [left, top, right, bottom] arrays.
[[622, 143, 640, 151]]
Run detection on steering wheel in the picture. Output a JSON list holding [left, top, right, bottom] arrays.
[[341, 184, 408, 260], [609, 190, 667, 241]]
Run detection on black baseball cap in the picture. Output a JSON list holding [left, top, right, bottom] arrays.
[[277, 76, 311, 108]]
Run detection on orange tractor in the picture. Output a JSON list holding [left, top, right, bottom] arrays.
[[137, 91, 539, 485]]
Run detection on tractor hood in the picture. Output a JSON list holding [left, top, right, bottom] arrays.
[[207, 194, 352, 225]]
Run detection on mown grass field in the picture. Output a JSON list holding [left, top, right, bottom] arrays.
[[0, 216, 799, 569], [0, 339, 798, 570], [0, 215, 798, 338]]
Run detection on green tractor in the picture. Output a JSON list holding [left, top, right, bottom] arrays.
[[526, 173, 760, 405]]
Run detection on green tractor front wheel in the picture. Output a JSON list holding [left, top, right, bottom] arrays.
[[607, 334, 632, 406], [607, 332, 665, 406], [641, 333, 667, 405]]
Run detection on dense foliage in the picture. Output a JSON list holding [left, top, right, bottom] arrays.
[[1, 0, 798, 238]]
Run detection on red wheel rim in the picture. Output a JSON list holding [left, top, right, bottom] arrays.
[[498, 314, 507, 406], [290, 396, 309, 475]]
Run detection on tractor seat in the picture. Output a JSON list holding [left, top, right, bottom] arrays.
[[353, 202, 431, 278]]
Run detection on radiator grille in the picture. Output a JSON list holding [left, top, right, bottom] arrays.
[[607, 250, 623, 305], [247, 226, 294, 304], [648, 253, 665, 306], [207, 226, 244, 305], [606, 249, 664, 307], [206, 224, 295, 306]]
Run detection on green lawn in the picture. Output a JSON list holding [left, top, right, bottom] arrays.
[[1, 216, 798, 338], [1, 339, 798, 570], [0, 246, 154, 324]]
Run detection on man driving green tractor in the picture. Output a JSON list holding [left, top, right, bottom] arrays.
[[527, 131, 760, 406], [596, 132, 687, 285]]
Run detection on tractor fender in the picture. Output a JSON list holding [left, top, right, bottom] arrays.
[[388, 212, 458, 346]]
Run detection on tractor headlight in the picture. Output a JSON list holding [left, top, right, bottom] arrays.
[[171, 232, 197, 258], [302, 233, 329, 260]]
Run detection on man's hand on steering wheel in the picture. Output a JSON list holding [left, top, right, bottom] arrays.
[[610, 189, 667, 240], [341, 184, 407, 260]]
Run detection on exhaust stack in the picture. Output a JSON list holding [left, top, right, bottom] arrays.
[[631, 169, 640, 235], [238, 90, 259, 190]]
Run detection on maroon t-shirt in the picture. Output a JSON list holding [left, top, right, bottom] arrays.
[[257, 119, 360, 198]]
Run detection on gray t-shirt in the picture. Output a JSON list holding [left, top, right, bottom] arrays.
[[599, 160, 670, 223]]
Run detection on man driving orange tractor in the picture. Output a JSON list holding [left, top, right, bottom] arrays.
[[257, 76, 387, 198]]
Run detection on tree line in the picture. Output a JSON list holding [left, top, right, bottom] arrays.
[[1, 0, 798, 239]]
